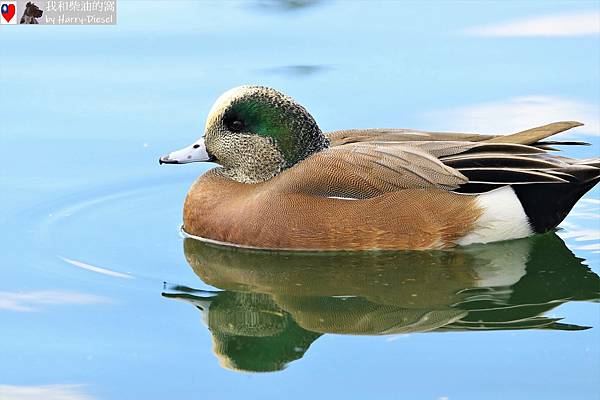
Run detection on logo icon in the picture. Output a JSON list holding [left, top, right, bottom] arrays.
[[20, 2, 42, 24], [1, 1, 17, 24]]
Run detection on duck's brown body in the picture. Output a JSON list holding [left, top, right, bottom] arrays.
[[184, 169, 482, 250]]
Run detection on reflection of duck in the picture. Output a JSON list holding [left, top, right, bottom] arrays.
[[163, 233, 599, 372], [160, 86, 600, 250], [166, 290, 321, 372]]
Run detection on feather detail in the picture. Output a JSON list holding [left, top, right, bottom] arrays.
[[322, 122, 592, 195], [272, 143, 468, 198], [484, 121, 583, 144], [327, 128, 495, 146]]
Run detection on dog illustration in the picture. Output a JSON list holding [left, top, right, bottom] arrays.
[[20, 2, 42, 24]]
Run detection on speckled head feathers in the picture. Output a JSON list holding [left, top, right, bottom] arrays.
[[203, 86, 329, 183]]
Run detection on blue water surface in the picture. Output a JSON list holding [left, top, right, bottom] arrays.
[[0, 1, 599, 399]]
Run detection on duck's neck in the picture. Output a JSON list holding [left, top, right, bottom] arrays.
[[294, 131, 330, 166], [219, 133, 330, 184], [218, 165, 284, 184]]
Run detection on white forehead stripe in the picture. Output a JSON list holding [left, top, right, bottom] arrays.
[[207, 86, 251, 117], [205, 85, 256, 130], [204, 85, 297, 132]]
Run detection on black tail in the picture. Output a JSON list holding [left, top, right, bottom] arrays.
[[513, 161, 600, 233]]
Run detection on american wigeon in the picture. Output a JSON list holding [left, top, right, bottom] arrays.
[[160, 86, 600, 250]]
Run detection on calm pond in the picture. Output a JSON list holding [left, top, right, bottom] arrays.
[[1, 1, 598, 399]]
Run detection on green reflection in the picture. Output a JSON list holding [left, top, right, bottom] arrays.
[[163, 233, 599, 372]]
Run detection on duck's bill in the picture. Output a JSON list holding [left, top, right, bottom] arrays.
[[159, 138, 214, 164]]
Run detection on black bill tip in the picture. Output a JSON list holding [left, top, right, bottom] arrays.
[[159, 155, 180, 165]]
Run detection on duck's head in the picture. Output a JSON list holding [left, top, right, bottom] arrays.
[[160, 85, 329, 183]]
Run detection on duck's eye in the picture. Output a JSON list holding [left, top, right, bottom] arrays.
[[229, 120, 244, 132]]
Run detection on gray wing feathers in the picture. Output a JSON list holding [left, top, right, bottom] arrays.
[[327, 128, 495, 146], [347, 144, 468, 190], [277, 122, 596, 196]]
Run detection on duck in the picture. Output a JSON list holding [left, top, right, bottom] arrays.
[[160, 85, 600, 251]]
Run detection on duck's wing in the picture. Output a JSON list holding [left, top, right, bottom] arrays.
[[327, 128, 495, 146], [324, 121, 598, 194], [272, 143, 468, 198], [276, 121, 597, 199], [485, 121, 584, 144], [441, 145, 600, 193], [428, 122, 598, 193], [327, 121, 586, 147], [397, 137, 598, 192]]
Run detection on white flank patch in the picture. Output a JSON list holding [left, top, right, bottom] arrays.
[[465, 11, 600, 37], [206, 86, 250, 122], [457, 187, 533, 246]]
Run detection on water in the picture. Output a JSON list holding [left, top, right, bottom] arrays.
[[1, 1, 599, 399]]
